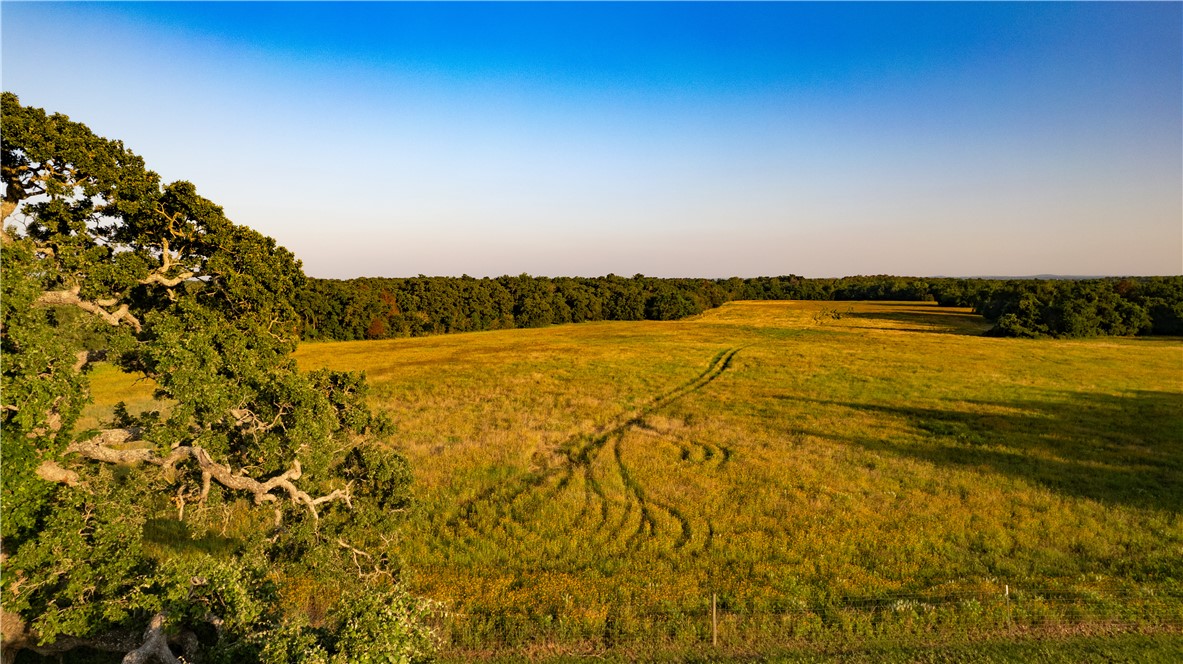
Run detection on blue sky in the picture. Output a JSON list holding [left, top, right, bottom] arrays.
[[2, 2, 1180, 278]]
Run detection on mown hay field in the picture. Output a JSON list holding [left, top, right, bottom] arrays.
[[87, 301, 1183, 659]]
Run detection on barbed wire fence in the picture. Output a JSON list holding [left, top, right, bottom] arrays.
[[425, 587, 1183, 657]]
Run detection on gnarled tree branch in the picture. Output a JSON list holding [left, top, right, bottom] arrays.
[[35, 286, 142, 332], [34, 460, 79, 487], [65, 430, 351, 521], [228, 405, 287, 434], [121, 613, 180, 664], [2, 606, 137, 663], [2, 610, 202, 664], [73, 349, 108, 373], [139, 271, 194, 289], [337, 538, 395, 582]]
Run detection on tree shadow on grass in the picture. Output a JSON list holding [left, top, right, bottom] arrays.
[[842, 304, 991, 336], [143, 518, 239, 556], [789, 390, 1183, 513]]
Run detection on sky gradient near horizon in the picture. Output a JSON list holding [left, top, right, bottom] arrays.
[[2, 1, 1180, 279]]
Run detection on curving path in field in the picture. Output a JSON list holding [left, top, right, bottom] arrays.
[[445, 347, 743, 557]]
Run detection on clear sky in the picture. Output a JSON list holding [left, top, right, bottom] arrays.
[[2, 2, 1180, 278]]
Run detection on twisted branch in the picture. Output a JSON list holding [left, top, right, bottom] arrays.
[[34, 460, 79, 487], [35, 286, 142, 332], [63, 430, 351, 521], [140, 271, 194, 289], [121, 613, 179, 664], [228, 406, 287, 434]]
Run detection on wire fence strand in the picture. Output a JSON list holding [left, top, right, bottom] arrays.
[[425, 588, 1183, 656]]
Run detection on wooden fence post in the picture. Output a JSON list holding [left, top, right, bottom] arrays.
[[712, 592, 718, 647]]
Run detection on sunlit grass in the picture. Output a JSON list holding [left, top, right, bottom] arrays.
[[77, 362, 159, 430], [296, 301, 1182, 652], [88, 301, 1183, 655]]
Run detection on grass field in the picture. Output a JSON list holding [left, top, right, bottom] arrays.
[[87, 301, 1183, 659]]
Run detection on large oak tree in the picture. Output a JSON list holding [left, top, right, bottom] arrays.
[[1, 93, 433, 663]]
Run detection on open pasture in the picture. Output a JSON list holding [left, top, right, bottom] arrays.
[[83, 300, 1182, 657], [290, 300, 1182, 656]]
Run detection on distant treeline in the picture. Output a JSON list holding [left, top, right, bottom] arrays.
[[966, 277, 1183, 338], [296, 274, 1183, 341]]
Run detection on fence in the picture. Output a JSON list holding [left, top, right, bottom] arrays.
[[426, 587, 1183, 657]]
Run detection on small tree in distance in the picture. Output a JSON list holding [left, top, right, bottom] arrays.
[[1, 93, 434, 663]]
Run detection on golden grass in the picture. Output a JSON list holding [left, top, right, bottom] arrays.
[[77, 362, 160, 430], [86, 301, 1183, 652]]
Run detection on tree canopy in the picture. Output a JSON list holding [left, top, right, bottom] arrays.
[[296, 274, 1183, 343], [1, 93, 433, 663]]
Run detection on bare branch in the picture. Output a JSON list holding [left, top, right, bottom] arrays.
[[73, 349, 108, 373], [337, 538, 372, 559], [336, 537, 394, 582], [228, 406, 287, 433], [4, 610, 205, 663], [65, 431, 351, 521], [338, 538, 371, 576], [133, 238, 196, 297], [174, 485, 187, 521], [155, 205, 194, 241], [121, 613, 180, 664], [4, 611, 140, 661], [35, 286, 142, 333], [139, 271, 194, 289], [35, 460, 80, 487], [311, 486, 352, 507]]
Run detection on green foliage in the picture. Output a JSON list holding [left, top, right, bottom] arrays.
[[0, 238, 83, 540], [976, 277, 1183, 338], [326, 587, 435, 664], [1, 93, 433, 662], [342, 444, 413, 512], [297, 274, 1183, 343], [645, 285, 699, 321], [255, 587, 433, 664]]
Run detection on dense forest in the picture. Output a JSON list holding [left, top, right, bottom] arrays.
[[970, 277, 1183, 338], [297, 274, 1183, 341]]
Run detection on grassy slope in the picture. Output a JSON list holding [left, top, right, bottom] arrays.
[[86, 301, 1183, 658], [290, 301, 1183, 656]]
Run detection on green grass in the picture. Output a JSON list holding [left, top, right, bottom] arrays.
[[88, 301, 1183, 659], [446, 632, 1183, 663]]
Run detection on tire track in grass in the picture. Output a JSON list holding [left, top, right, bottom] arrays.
[[575, 464, 606, 533], [633, 421, 733, 470], [614, 433, 654, 549], [592, 344, 740, 550], [446, 346, 742, 552], [584, 462, 610, 534], [614, 431, 697, 552], [559, 433, 617, 540], [599, 433, 640, 550]]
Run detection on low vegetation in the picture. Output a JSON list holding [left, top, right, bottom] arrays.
[[288, 300, 1182, 658]]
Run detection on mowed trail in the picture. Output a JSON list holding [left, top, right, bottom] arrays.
[[446, 347, 743, 555]]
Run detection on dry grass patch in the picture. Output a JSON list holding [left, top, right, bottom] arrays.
[[88, 301, 1183, 656]]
